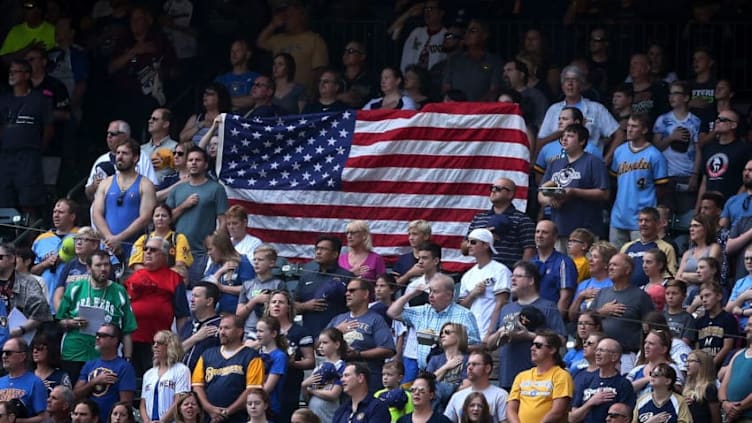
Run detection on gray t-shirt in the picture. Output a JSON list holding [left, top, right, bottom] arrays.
[[166, 179, 228, 255], [238, 277, 286, 337], [589, 285, 654, 352]]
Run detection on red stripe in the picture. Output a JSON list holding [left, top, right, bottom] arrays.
[[352, 128, 529, 146], [342, 180, 529, 198], [230, 198, 483, 221], [354, 102, 522, 121], [246, 227, 465, 249], [345, 154, 530, 172]]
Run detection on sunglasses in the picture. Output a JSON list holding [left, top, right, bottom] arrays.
[[441, 329, 454, 335], [173, 151, 185, 156], [144, 246, 162, 253], [106, 131, 124, 137], [468, 240, 482, 245], [490, 185, 512, 193], [532, 342, 550, 349], [410, 387, 426, 394], [95, 332, 116, 339], [716, 116, 736, 123], [1, 350, 23, 356]]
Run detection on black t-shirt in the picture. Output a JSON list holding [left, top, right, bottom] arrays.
[[629, 81, 669, 120], [688, 383, 718, 423], [0, 90, 53, 151], [701, 139, 752, 201]]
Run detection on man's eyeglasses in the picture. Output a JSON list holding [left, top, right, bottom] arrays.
[[345, 287, 366, 293], [531, 342, 550, 349], [490, 185, 512, 193], [343, 48, 363, 55], [106, 131, 124, 137], [95, 332, 116, 339], [144, 246, 162, 253], [1, 350, 24, 356]]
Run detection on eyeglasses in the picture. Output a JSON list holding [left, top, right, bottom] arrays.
[[106, 131, 124, 137], [148, 116, 160, 121], [343, 48, 363, 55], [173, 151, 184, 156], [583, 340, 596, 346], [531, 342, 550, 349], [75, 237, 98, 243], [346, 287, 366, 293], [1, 350, 23, 356], [511, 273, 530, 279], [649, 370, 666, 377], [745, 257, 752, 262], [95, 332, 116, 339], [596, 347, 617, 354], [410, 387, 426, 394], [716, 116, 736, 123], [606, 412, 628, 419], [441, 329, 454, 335], [32, 344, 47, 351], [144, 246, 162, 253], [568, 239, 586, 245], [490, 185, 513, 193]]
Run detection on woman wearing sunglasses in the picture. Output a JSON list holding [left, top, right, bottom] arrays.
[[633, 363, 691, 423], [396, 372, 451, 423]]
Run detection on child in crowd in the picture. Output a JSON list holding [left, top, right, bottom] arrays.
[[611, 84, 633, 132], [682, 350, 720, 423], [567, 228, 594, 282], [664, 280, 696, 346], [373, 274, 406, 362], [642, 248, 668, 311], [725, 245, 752, 333], [375, 361, 414, 422], [302, 328, 347, 423], [694, 281, 739, 368], [256, 316, 288, 418], [238, 245, 286, 343]]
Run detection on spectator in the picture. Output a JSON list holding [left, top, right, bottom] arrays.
[[0, 338, 47, 423], [338, 220, 386, 281], [506, 330, 573, 423], [698, 79, 744, 147], [372, 274, 405, 354], [645, 42, 678, 85], [537, 65, 622, 161], [0, 243, 52, 339], [253, 316, 287, 417], [156, 141, 192, 201], [568, 229, 595, 282], [91, 138, 157, 259], [427, 322, 470, 407], [539, 123, 610, 244], [403, 65, 431, 108], [726, 245, 752, 333], [487, 260, 567, 391], [179, 282, 221, 372], [464, 177, 536, 269], [30, 198, 78, 308], [139, 331, 191, 423], [327, 278, 395, 392], [502, 59, 547, 130], [397, 0, 446, 72], [57, 250, 137, 382], [302, 327, 346, 422], [664, 280, 695, 345], [70, 400, 99, 423], [0, 0, 55, 61], [303, 69, 348, 113], [458, 228, 511, 340], [586, 27, 621, 98], [563, 311, 603, 372], [534, 107, 590, 181], [191, 315, 264, 423], [174, 392, 203, 423], [429, 25, 464, 102], [263, 290, 314, 423], [719, 318, 752, 421], [84, 120, 158, 202], [693, 281, 738, 368], [720, 159, 752, 230], [332, 362, 391, 423], [676, 214, 721, 294], [108, 7, 175, 138], [238, 245, 285, 341], [363, 67, 418, 110], [166, 146, 229, 284], [256, 0, 329, 94], [627, 329, 684, 397], [396, 372, 451, 423], [141, 108, 177, 184], [569, 337, 635, 423], [108, 403, 134, 423], [74, 323, 137, 423], [569, 242, 617, 319], [617, 207, 677, 289], [203, 230, 254, 314], [51, 227, 103, 311], [222, 204, 262, 263], [441, 19, 501, 101], [444, 351, 507, 423], [682, 350, 720, 423], [611, 84, 633, 133], [633, 363, 691, 423], [642, 249, 669, 310], [47, 17, 88, 120], [294, 235, 353, 337], [245, 389, 273, 423], [531, 220, 578, 317], [0, 58, 52, 222], [516, 29, 559, 101], [237, 75, 289, 119], [610, 115, 670, 249], [271, 52, 307, 114], [388, 273, 481, 370], [374, 361, 413, 421], [459, 393, 491, 423], [45, 385, 75, 423], [626, 53, 669, 121], [689, 47, 717, 112], [31, 332, 71, 394], [291, 408, 321, 423], [339, 41, 378, 109], [214, 39, 259, 111], [687, 257, 722, 316], [570, 331, 606, 380], [589, 253, 654, 374], [179, 82, 231, 144], [392, 220, 431, 288], [128, 203, 193, 277], [125, 235, 189, 374]]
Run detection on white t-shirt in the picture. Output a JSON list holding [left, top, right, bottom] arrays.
[[459, 260, 511, 336], [445, 385, 509, 423], [141, 363, 191, 421], [233, 234, 263, 263]]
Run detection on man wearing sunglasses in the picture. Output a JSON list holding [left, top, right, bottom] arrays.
[[0, 338, 47, 423], [141, 108, 177, 184], [604, 403, 632, 422], [463, 177, 536, 269]]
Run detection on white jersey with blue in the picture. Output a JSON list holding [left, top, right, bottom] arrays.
[[610, 142, 669, 230], [653, 111, 701, 176], [538, 97, 620, 157]]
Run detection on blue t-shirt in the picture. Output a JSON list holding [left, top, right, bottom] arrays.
[[653, 110, 701, 177], [609, 142, 669, 230], [215, 71, 259, 98], [261, 348, 287, 415], [204, 255, 255, 314], [729, 275, 752, 331], [635, 392, 684, 423], [392, 252, 417, 280], [426, 353, 468, 388], [722, 193, 752, 229], [0, 371, 48, 417], [532, 251, 578, 304], [32, 230, 76, 306], [294, 262, 353, 336], [78, 357, 137, 422], [573, 372, 636, 423], [535, 141, 603, 175], [564, 348, 584, 368], [574, 277, 613, 311]]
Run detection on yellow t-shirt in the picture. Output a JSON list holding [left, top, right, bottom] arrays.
[[573, 255, 590, 283], [0, 22, 55, 55], [128, 230, 193, 268], [509, 365, 574, 423]]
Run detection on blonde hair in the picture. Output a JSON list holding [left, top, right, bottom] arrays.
[[683, 350, 715, 403], [153, 330, 184, 367], [254, 244, 278, 262], [407, 220, 432, 237], [346, 220, 373, 250]]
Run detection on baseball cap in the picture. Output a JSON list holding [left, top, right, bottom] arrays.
[[468, 228, 498, 254]]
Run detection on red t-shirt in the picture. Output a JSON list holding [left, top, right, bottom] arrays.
[[125, 267, 183, 343]]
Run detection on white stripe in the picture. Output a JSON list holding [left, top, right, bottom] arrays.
[[355, 113, 527, 133], [262, 242, 475, 264], [348, 139, 530, 160], [342, 167, 527, 184], [248, 216, 472, 236]]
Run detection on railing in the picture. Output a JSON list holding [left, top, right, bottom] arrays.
[[312, 19, 752, 97]]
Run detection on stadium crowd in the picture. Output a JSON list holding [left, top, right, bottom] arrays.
[[1, 0, 752, 422]]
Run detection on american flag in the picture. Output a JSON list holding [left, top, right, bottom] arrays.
[[217, 103, 529, 272]]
